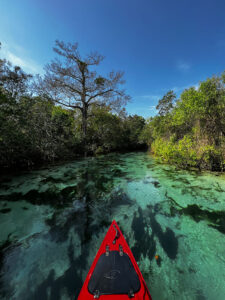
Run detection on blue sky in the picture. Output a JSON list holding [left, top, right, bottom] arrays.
[[1, 0, 225, 118]]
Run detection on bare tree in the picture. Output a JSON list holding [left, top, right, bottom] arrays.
[[36, 40, 130, 152]]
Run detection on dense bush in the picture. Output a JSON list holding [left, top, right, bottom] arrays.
[[0, 73, 145, 169], [0, 42, 147, 170], [1, 43, 224, 172], [0, 89, 146, 169], [141, 73, 225, 171]]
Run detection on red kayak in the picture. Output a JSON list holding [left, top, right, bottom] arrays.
[[78, 220, 152, 299]]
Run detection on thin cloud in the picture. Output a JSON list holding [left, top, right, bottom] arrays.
[[193, 83, 199, 90], [149, 105, 156, 111], [139, 94, 162, 101], [177, 61, 190, 71], [0, 41, 43, 74], [172, 82, 199, 93]]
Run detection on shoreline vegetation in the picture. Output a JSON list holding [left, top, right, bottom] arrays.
[[141, 74, 225, 172], [0, 40, 146, 172], [1, 41, 224, 172]]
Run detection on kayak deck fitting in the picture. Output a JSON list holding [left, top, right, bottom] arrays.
[[78, 220, 152, 299]]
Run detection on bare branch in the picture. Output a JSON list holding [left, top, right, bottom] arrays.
[[34, 40, 130, 147], [87, 89, 113, 103]]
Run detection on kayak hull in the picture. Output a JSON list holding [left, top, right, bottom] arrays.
[[78, 220, 152, 299]]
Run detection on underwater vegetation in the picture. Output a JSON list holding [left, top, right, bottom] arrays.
[[0, 152, 225, 299]]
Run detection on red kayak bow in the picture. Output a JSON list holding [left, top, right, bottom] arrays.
[[78, 220, 152, 299]]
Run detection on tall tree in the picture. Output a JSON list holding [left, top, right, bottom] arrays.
[[36, 40, 130, 153], [156, 90, 176, 116]]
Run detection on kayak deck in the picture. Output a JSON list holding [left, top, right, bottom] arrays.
[[78, 220, 152, 299], [88, 250, 141, 296]]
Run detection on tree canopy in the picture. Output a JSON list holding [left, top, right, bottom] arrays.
[[0, 41, 144, 170], [1, 40, 224, 172], [141, 73, 225, 171], [35, 41, 130, 153]]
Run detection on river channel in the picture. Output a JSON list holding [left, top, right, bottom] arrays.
[[0, 152, 225, 299]]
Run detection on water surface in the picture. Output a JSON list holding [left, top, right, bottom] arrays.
[[0, 152, 225, 300]]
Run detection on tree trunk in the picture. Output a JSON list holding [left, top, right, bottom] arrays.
[[82, 105, 88, 156]]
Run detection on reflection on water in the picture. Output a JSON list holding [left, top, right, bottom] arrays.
[[0, 152, 225, 299]]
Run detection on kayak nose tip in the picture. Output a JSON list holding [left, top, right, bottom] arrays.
[[112, 219, 117, 225]]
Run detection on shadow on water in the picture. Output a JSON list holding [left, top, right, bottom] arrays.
[[24, 163, 125, 299], [0, 207, 109, 299], [131, 207, 156, 262], [165, 191, 225, 234], [0, 208, 11, 214], [181, 204, 225, 234], [0, 155, 128, 208], [0, 239, 23, 299], [131, 206, 178, 263], [30, 238, 85, 300], [149, 210, 178, 260], [0, 240, 12, 298], [0, 158, 122, 299], [1, 152, 225, 300]]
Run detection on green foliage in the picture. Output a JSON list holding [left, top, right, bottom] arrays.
[[151, 135, 198, 168], [2, 42, 224, 172], [87, 106, 122, 153], [87, 107, 146, 154], [156, 90, 176, 116], [141, 73, 225, 171], [0, 90, 82, 168], [0, 43, 143, 170], [0, 56, 145, 169], [0, 60, 32, 99], [125, 115, 146, 146]]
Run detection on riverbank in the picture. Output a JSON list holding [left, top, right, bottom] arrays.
[[0, 147, 147, 177], [140, 73, 225, 172]]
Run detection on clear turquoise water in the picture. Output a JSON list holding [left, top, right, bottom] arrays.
[[0, 152, 225, 300]]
